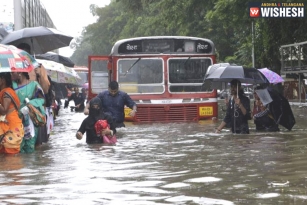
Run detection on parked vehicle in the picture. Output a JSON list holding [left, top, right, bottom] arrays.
[[218, 89, 230, 99], [243, 87, 254, 99], [73, 67, 88, 85]]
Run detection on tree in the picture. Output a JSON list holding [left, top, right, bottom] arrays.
[[71, 0, 307, 74]]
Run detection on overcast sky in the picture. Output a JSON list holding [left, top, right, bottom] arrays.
[[0, 1, 14, 24], [40, 0, 110, 57], [0, 0, 110, 56]]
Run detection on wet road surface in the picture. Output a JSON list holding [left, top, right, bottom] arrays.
[[0, 102, 307, 204]]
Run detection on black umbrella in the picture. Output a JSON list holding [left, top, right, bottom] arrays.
[[36, 52, 75, 67], [0, 26, 73, 55], [206, 62, 231, 76], [204, 64, 270, 85], [0, 28, 8, 42], [267, 88, 296, 130], [204, 63, 232, 90], [204, 64, 270, 132]]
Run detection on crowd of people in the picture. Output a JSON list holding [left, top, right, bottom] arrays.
[[0, 65, 53, 154], [0, 69, 296, 154], [0, 43, 82, 154], [215, 80, 295, 134], [0, 40, 138, 155], [0, 43, 295, 154]]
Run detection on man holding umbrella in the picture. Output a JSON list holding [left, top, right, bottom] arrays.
[[215, 79, 251, 134]]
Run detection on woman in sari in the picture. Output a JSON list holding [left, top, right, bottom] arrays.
[[12, 72, 45, 153], [0, 72, 24, 154]]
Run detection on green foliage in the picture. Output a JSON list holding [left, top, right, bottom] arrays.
[[71, 0, 307, 74]]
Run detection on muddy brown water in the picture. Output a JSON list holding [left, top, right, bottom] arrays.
[[0, 101, 307, 204]]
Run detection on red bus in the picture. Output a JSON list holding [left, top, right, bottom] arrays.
[[73, 66, 88, 85], [88, 36, 217, 122]]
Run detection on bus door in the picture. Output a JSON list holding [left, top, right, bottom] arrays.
[[88, 56, 110, 100]]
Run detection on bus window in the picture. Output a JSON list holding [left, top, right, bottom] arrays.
[[168, 58, 212, 92], [91, 60, 108, 72], [118, 58, 164, 94], [90, 60, 109, 94], [91, 72, 108, 94]]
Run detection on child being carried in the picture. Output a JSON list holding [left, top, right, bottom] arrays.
[[94, 120, 117, 144]]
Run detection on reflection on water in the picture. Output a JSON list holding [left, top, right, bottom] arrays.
[[1, 103, 307, 204]]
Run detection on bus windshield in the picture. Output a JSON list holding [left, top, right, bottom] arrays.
[[118, 57, 212, 94], [118, 58, 164, 93], [169, 57, 212, 92]]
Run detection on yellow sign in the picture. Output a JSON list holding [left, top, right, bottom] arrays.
[[124, 108, 132, 117], [199, 106, 213, 116]]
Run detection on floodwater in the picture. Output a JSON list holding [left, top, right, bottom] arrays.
[[0, 101, 307, 205]]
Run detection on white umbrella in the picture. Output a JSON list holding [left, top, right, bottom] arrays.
[[36, 59, 81, 85]]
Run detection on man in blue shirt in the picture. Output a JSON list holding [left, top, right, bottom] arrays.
[[84, 81, 137, 127]]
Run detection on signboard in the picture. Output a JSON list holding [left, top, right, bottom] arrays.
[[199, 106, 213, 116], [118, 39, 213, 54]]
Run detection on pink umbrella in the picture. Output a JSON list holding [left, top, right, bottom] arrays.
[[258, 68, 284, 84], [83, 82, 88, 89]]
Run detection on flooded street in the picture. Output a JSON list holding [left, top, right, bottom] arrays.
[[1, 102, 307, 204]]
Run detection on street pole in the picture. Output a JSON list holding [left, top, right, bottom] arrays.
[[252, 21, 255, 68], [13, 0, 22, 30]]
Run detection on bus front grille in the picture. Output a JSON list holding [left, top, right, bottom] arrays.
[[135, 105, 198, 122]]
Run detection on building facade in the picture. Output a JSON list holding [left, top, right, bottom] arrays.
[[14, 0, 55, 30]]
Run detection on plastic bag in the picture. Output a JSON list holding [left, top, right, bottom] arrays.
[[24, 116, 35, 139], [0, 115, 6, 122]]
